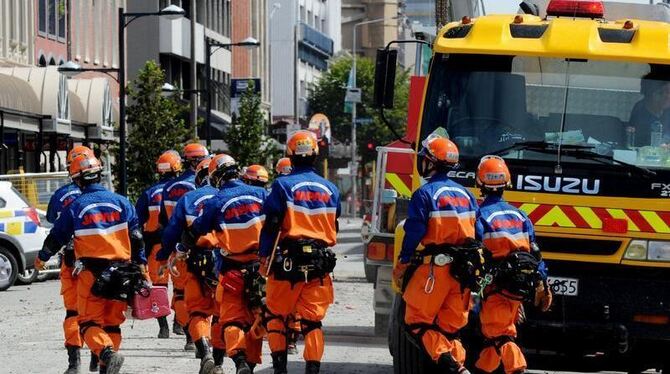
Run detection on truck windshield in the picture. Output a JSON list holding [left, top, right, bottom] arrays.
[[421, 54, 670, 170]]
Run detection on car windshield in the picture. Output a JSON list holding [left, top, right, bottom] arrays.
[[420, 54, 670, 170]]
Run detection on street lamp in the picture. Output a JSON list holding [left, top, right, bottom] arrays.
[[161, 82, 204, 98], [350, 16, 398, 217], [113, 5, 185, 196], [205, 37, 260, 148]]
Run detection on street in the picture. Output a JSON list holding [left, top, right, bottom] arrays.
[[0, 219, 642, 374]]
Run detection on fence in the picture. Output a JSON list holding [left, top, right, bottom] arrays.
[[0, 171, 113, 210]]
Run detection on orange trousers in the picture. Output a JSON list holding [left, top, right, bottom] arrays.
[[215, 271, 263, 364], [61, 263, 82, 348], [76, 270, 126, 356], [170, 256, 189, 327], [403, 264, 470, 364], [475, 294, 526, 373], [184, 271, 225, 350], [265, 275, 334, 362], [148, 244, 169, 286]]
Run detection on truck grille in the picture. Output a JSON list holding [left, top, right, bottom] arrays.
[[535, 236, 622, 255]]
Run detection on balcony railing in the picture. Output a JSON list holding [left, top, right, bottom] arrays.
[[299, 23, 334, 58]]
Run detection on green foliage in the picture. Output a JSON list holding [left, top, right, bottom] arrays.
[[113, 60, 191, 200], [223, 81, 278, 167], [308, 56, 410, 162]]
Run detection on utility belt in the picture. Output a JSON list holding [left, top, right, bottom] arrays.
[[61, 240, 76, 268], [487, 250, 542, 302], [81, 258, 148, 302], [220, 259, 265, 310], [271, 239, 336, 285], [186, 248, 219, 289]]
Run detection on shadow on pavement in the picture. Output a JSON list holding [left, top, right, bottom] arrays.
[[255, 362, 392, 374]]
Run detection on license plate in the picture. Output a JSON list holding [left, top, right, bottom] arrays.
[[547, 276, 579, 296]]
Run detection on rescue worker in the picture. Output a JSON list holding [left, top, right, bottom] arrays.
[[275, 158, 292, 176], [191, 154, 267, 374], [241, 164, 269, 188], [135, 150, 182, 339], [36, 154, 148, 374], [158, 157, 226, 374], [259, 130, 341, 374], [159, 142, 209, 348], [36, 145, 96, 374], [392, 135, 479, 373], [473, 155, 552, 374]]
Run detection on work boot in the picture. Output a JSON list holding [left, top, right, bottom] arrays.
[[212, 348, 225, 373], [232, 352, 252, 374], [157, 316, 169, 339], [437, 353, 470, 374], [249, 363, 256, 373], [305, 361, 320, 374], [89, 353, 99, 372], [271, 351, 288, 374], [173, 319, 185, 335], [195, 338, 215, 374], [98, 365, 106, 374], [184, 330, 195, 352], [64, 346, 80, 374], [99, 347, 124, 374]]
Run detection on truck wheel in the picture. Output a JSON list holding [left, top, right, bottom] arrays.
[[364, 262, 378, 283], [15, 268, 38, 285], [0, 246, 18, 291], [390, 294, 437, 374]]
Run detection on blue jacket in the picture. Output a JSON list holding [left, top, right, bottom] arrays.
[[46, 182, 81, 224], [400, 173, 479, 263], [259, 166, 340, 257], [476, 195, 547, 279], [135, 178, 169, 234], [159, 170, 196, 227], [46, 183, 146, 264], [193, 180, 267, 264], [157, 184, 218, 261]]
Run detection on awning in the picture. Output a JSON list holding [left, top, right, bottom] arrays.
[[68, 78, 115, 141], [0, 73, 41, 114]]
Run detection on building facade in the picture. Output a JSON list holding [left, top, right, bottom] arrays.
[[270, 0, 341, 124], [0, 0, 35, 67], [341, 0, 399, 60], [127, 0, 232, 149]]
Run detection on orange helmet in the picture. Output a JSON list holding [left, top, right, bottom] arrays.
[[183, 143, 209, 162], [287, 130, 318, 157], [68, 154, 102, 180], [275, 157, 292, 175], [476, 155, 511, 190], [421, 136, 459, 165], [66, 145, 94, 165], [195, 157, 212, 186], [156, 150, 183, 174], [242, 165, 269, 185], [208, 154, 238, 187]]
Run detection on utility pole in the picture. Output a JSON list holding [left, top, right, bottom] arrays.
[[190, 0, 198, 139]]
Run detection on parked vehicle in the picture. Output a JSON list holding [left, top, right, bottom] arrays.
[[0, 181, 50, 291]]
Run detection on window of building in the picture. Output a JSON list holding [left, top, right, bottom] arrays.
[[39, 0, 66, 39], [38, 0, 47, 33], [300, 5, 305, 22], [321, 19, 326, 33], [58, 0, 66, 39], [308, 10, 313, 26], [48, 0, 57, 35]]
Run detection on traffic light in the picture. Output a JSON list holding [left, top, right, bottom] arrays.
[[363, 140, 377, 161]]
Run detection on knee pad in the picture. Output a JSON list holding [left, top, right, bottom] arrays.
[[222, 321, 250, 332], [263, 311, 286, 336], [484, 335, 515, 354], [189, 311, 209, 321], [79, 321, 100, 337], [103, 325, 121, 335], [65, 309, 78, 319], [300, 319, 322, 336]]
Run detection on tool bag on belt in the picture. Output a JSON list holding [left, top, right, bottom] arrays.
[[186, 249, 219, 289], [86, 259, 148, 302], [271, 239, 336, 284], [414, 239, 491, 294], [219, 259, 266, 309], [489, 250, 542, 302], [61, 239, 76, 267]]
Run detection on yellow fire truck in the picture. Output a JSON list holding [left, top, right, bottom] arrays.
[[371, 1, 670, 372]]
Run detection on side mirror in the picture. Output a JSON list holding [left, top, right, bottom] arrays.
[[373, 48, 398, 109]]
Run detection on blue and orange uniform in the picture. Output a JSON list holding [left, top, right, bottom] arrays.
[[159, 169, 196, 329], [399, 173, 479, 366], [474, 195, 541, 373], [136, 178, 170, 286], [193, 179, 268, 366], [259, 165, 341, 365], [43, 182, 82, 350], [48, 183, 146, 359], [158, 184, 224, 352]]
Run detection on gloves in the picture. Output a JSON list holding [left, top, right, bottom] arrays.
[[392, 262, 410, 290], [259, 257, 270, 277], [175, 243, 188, 261], [34, 257, 46, 271], [157, 260, 169, 276], [534, 282, 553, 312]]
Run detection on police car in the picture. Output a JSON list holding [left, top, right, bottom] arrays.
[[0, 181, 51, 291]]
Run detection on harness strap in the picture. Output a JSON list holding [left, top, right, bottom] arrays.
[[263, 310, 286, 335], [406, 322, 460, 342], [65, 309, 78, 319], [299, 319, 322, 336], [79, 320, 100, 336], [483, 335, 515, 355], [103, 325, 121, 334], [190, 311, 209, 319], [222, 321, 250, 332]]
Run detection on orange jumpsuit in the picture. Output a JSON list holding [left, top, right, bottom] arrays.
[[474, 195, 538, 373], [399, 174, 479, 365], [192, 180, 267, 364], [259, 167, 341, 364], [135, 179, 170, 287]]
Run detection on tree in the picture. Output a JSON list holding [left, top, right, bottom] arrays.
[[114, 60, 191, 200], [223, 81, 278, 167], [308, 56, 410, 163]]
